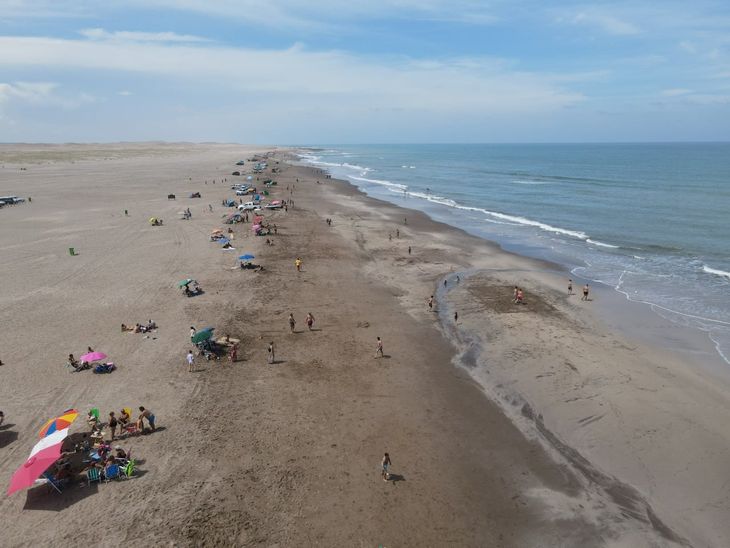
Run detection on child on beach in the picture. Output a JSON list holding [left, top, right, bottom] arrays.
[[187, 350, 195, 372], [375, 337, 384, 358]]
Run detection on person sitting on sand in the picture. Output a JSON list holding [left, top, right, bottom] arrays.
[[137, 406, 156, 432], [67, 353, 78, 367], [114, 446, 127, 461], [146, 319, 157, 331], [119, 408, 131, 430]]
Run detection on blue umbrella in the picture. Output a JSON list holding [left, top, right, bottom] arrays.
[[239, 254, 255, 260]]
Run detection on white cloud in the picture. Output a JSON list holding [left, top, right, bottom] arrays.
[[661, 88, 692, 96], [0, 34, 584, 115], [117, 90, 133, 96], [0, 82, 58, 104], [558, 10, 640, 35], [79, 28, 209, 43]]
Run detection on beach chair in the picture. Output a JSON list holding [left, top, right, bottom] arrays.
[[122, 459, 137, 479], [87, 467, 102, 486], [104, 464, 122, 482]]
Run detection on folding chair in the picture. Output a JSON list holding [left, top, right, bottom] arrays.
[[87, 467, 102, 486], [104, 464, 121, 482]]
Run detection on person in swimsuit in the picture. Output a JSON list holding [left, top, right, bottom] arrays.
[[119, 408, 131, 430], [108, 411, 118, 441], [382, 453, 392, 481], [374, 337, 384, 359], [138, 407, 155, 431], [289, 313, 296, 333], [582, 284, 590, 301], [428, 296, 434, 311], [568, 279, 573, 295], [268, 342, 275, 364], [306, 313, 315, 331]]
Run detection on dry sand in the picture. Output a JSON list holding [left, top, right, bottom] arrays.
[[0, 143, 727, 547]]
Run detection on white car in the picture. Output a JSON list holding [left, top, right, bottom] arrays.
[[238, 202, 259, 211]]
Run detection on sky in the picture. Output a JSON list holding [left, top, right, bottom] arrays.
[[0, 0, 729, 143]]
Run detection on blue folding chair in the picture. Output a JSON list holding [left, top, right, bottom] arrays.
[[104, 464, 121, 482]]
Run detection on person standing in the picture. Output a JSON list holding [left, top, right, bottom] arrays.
[[374, 337, 384, 359], [190, 326, 196, 339], [408, 246, 411, 255], [454, 311, 458, 323], [289, 313, 296, 333], [381, 453, 392, 481], [137, 407, 156, 431], [396, 229, 400, 238], [306, 312, 315, 331], [108, 411, 118, 441], [428, 295, 434, 311], [295, 257, 302, 272], [187, 350, 195, 372], [582, 284, 590, 301], [267, 342, 275, 364], [229, 344, 238, 363], [568, 279, 574, 295]]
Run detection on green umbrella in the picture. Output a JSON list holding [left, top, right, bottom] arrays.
[[177, 279, 194, 288], [191, 328, 214, 344]]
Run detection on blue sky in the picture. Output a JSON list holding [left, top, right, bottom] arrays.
[[0, 1, 728, 143]]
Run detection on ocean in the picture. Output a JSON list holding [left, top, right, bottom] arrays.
[[297, 143, 730, 366]]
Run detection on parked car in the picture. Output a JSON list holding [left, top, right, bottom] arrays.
[[238, 201, 259, 211], [231, 171, 241, 176]]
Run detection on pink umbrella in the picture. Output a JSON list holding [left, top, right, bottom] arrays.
[[79, 351, 106, 363], [7, 428, 69, 495]]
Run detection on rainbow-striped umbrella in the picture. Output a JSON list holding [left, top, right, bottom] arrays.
[[38, 409, 78, 439]]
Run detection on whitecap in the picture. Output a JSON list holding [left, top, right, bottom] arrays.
[[703, 265, 730, 279], [586, 238, 620, 249]]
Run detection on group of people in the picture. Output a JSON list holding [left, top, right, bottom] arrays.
[[513, 286, 525, 304], [121, 320, 157, 333], [88, 406, 156, 439], [288, 312, 316, 333]]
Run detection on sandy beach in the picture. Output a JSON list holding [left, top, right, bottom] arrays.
[[0, 143, 728, 547]]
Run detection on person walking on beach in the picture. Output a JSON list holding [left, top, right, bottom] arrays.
[[408, 246, 411, 255], [381, 453, 392, 481], [568, 279, 574, 295], [454, 311, 458, 323], [443, 279, 447, 288], [190, 326, 196, 339], [396, 229, 400, 238], [306, 312, 315, 331], [513, 286, 519, 302], [209, 204, 213, 212], [375, 337, 384, 359], [267, 342, 275, 364], [428, 295, 434, 311], [582, 284, 590, 301], [229, 344, 238, 363], [289, 313, 296, 333], [187, 350, 195, 372], [295, 257, 302, 272]]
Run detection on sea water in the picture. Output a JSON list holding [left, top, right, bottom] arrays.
[[298, 143, 730, 365]]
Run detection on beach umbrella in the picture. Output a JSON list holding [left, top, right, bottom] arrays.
[[238, 254, 255, 261], [7, 428, 69, 496], [79, 351, 107, 363], [38, 409, 78, 439], [177, 278, 194, 288], [191, 328, 214, 344]]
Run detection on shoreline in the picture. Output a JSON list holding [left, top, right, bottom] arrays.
[[0, 143, 727, 546], [294, 149, 730, 374], [295, 153, 730, 546]]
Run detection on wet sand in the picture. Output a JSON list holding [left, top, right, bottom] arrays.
[[0, 143, 726, 546]]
